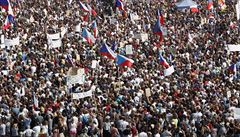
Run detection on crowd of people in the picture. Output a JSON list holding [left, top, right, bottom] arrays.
[[0, 0, 240, 136]]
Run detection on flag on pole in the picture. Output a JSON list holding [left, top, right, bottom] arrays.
[[116, 54, 134, 67], [116, 0, 124, 10], [91, 20, 98, 38], [157, 9, 164, 25], [100, 43, 117, 59], [153, 13, 163, 42], [0, 0, 8, 10], [2, 16, 11, 30], [79, 1, 89, 12], [82, 28, 96, 44], [159, 53, 170, 68]]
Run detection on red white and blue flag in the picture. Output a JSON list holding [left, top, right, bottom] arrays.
[[79, 1, 89, 12], [159, 53, 170, 68], [116, 0, 124, 10], [153, 12, 163, 42], [0, 0, 8, 10], [87, 4, 97, 16], [91, 20, 98, 38], [82, 28, 96, 44], [2, 15, 10, 30], [100, 43, 117, 60], [116, 54, 134, 67], [157, 9, 164, 25]]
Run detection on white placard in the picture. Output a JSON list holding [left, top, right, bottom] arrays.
[[236, 1, 240, 20], [47, 33, 60, 40], [126, 45, 133, 55], [50, 39, 62, 49], [91, 60, 98, 69], [164, 66, 175, 76], [234, 108, 240, 119], [1, 35, 4, 44], [67, 68, 85, 85], [72, 90, 93, 99], [75, 23, 81, 33], [140, 33, 148, 41], [227, 44, 240, 51]]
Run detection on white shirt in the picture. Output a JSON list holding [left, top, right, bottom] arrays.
[[32, 125, 41, 137], [0, 123, 6, 135], [139, 132, 148, 137], [23, 129, 35, 137]]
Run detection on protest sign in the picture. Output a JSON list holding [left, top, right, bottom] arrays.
[[67, 67, 85, 86], [227, 44, 240, 51], [234, 108, 240, 119], [49, 39, 62, 49], [126, 45, 133, 55], [91, 60, 98, 69], [72, 90, 93, 99], [3, 36, 20, 49]]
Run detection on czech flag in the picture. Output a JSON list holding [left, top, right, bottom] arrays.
[[79, 1, 89, 12], [159, 54, 169, 68], [207, 0, 213, 10], [7, 2, 14, 24], [2, 16, 10, 30], [100, 43, 117, 60], [82, 28, 96, 44], [190, 5, 199, 12], [91, 20, 98, 38], [157, 9, 164, 25], [153, 14, 163, 42], [116, 54, 134, 67], [116, 0, 124, 10], [87, 4, 97, 16], [111, 41, 117, 51], [0, 0, 8, 10]]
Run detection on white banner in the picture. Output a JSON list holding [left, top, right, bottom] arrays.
[[164, 66, 175, 76], [227, 44, 240, 51], [49, 39, 62, 49], [3, 36, 20, 48], [236, 1, 240, 20], [234, 108, 240, 119], [126, 45, 133, 55], [47, 33, 60, 40], [72, 90, 93, 99], [67, 68, 85, 85]]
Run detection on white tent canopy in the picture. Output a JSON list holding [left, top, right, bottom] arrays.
[[175, 0, 198, 9]]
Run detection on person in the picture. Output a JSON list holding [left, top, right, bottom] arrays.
[[0, 0, 240, 136]]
